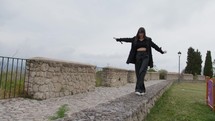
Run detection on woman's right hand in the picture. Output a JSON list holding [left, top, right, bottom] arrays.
[[113, 37, 119, 41], [113, 37, 120, 42], [114, 37, 123, 44]]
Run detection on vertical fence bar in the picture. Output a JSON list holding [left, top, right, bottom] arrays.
[[26, 60, 30, 96], [18, 59, 23, 95], [0, 57, 4, 87], [22, 59, 27, 96], [14, 59, 19, 97], [9, 58, 14, 98], [4, 58, 10, 99]]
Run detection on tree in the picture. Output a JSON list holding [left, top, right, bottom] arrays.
[[195, 50, 203, 75], [203, 51, 213, 77], [185, 47, 202, 75], [185, 47, 195, 74]]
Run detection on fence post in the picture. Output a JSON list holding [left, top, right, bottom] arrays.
[[206, 76, 210, 105], [206, 76, 215, 111], [213, 78, 215, 111]]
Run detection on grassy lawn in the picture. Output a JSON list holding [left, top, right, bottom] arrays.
[[145, 82, 215, 121]]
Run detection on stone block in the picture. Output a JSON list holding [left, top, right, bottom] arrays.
[[39, 85, 49, 92]]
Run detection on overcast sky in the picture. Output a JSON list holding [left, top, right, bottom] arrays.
[[0, 0, 215, 72]]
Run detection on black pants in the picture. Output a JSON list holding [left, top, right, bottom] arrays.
[[135, 51, 149, 93]]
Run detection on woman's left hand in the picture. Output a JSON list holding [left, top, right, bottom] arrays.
[[163, 50, 167, 54]]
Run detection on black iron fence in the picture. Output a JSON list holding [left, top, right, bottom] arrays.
[[0, 56, 28, 99]]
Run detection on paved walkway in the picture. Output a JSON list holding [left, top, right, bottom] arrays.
[[0, 80, 165, 121]]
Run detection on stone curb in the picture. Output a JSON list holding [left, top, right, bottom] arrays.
[[60, 80, 173, 121]]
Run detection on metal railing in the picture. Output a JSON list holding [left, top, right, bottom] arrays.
[[0, 56, 28, 99]]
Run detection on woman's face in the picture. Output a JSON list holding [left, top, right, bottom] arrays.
[[138, 32, 144, 39]]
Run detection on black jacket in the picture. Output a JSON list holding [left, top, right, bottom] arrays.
[[117, 36, 164, 68]]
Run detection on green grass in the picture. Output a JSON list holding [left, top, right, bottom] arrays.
[[145, 82, 215, 121], [0, 72, 25, 99], [49, 104, 69, 120], [96, 71, 102, 87]]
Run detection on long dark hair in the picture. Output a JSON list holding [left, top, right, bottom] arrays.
[[135, 27, 146, 41]]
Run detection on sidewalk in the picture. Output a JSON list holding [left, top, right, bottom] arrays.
[[0, 80, 165, 121]]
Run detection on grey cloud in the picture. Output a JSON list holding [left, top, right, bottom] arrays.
[[0, 0, 215, 72]]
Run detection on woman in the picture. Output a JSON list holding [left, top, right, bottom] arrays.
[[114, 27, 167, 96]]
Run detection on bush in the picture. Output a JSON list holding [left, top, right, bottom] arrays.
[[159, 69, 168, 80], [148, 68, 157, 72]]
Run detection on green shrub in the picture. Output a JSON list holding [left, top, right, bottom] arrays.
[[159, 69, 168, 80], [148, 68, 157, 72], [49, 104, 69, 120]]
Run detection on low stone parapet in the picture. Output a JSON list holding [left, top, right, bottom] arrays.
[[166, 72, 179, 81], [127, 70, 136, 83], [101, 67, 128, 87], [145, 72, 160, 81], [196, 75, 205, 81], [25, 57, 96, 100], [182, 73, 193, 81]]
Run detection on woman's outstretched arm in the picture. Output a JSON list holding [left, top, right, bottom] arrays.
[[114, 37, 135, 43], [150, 39, 167, 54]]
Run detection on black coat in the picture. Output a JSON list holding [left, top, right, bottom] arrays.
[[117, 36, 164, 68]]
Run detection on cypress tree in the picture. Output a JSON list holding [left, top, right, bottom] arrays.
[[195, 50, 202, 75], [185, 47, 202, 75], [185, 47, 195, 74], [203, 51, 213, 77]]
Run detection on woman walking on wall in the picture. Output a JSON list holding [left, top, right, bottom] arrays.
[[114, 27, 167, 96]]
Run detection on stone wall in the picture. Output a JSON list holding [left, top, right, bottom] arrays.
[[127, 70, 136, 83], [101, 67, 128, 87], [145, 72, 160, 81], [100, 68, 162, 85], [182, 73, 193, 81], [195, 75, 205, 81], [100, 68, 162, 86], [166, 73, 205, 81], [166, 72, 179, 81], [25, 57, 96, 100]]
